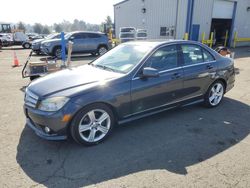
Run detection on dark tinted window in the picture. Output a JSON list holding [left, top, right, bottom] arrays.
[[137, 33, 147, 37], [87, 33, 101, 38], [203, 49, 215, 62], [73, 33, 87, 39], [160, 27, 167, 36], [145, 45, 178, 71], [181, 44, 203, 65], [120, 28, 135, 32]]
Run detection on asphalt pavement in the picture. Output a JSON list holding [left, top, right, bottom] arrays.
[[0, 46, 250, 188]]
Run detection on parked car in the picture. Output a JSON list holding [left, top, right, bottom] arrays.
[[119, 27, 136, 43], [24, 40, 235, 145], [32, 33, 61, 55], [0, 33, 13, 46], [136, 29, 147, 40], [40, 31, 111, 58]]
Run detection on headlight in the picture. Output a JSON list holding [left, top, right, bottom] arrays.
[[38, 97, 69, 112], [43, 42, 51, 47]]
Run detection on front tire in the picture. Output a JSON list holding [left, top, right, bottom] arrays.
[[204, 81, 225, 108], [53, 47, 62, 58], [70, 103, 115, 146]]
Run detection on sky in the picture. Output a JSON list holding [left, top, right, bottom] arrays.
[[0, 0, 121, 25]]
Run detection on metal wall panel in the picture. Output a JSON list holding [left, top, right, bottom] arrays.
[[176, 0, 188, 39], [233, 0, 250, 46], [114, 0, 179, 39], [192, 0, 214, 41], [114, 0, 250, 46]]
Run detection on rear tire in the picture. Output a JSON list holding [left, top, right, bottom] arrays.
[[70, 103, 115, 146], [97, 46, 108, 56], [204, 81, 225, 108], [23, 43, 31, 49]]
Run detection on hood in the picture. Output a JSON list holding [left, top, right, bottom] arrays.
[[32, 38, 44, 44], [41, 38, 63, 44], [28, 65, 123, 98]]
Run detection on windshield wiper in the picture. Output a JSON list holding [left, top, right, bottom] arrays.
[[92, 64, 123, 73]]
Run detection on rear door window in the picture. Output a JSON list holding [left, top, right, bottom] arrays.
[[203, 49, 215, 62], [181, 44, 204, 65], [87, 33, 101, 38]]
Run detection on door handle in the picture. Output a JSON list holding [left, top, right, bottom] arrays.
[[207, 64, 213, 70], [172, 72, 181, 79]]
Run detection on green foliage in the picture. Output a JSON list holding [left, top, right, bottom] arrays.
[[17, 21, 26, 32]]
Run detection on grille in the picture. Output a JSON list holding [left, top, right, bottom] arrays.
[[25, 89, 39, 108]]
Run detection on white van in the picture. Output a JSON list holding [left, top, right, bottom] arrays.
[[136, 29, 147, 40], [119, 27, 136, 43]]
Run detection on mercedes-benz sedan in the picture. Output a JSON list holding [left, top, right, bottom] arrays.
[[24, 40, 235, 145]]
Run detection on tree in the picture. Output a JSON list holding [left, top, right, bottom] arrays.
[[17, 21, 26, 32], [42, 26, 51, 34], [33, 23, 43, 34], [102, 16, 113, 33], [105, 16, 112, 28], [54, 24, 63, 32]]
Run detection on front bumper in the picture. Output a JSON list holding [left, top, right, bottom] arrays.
[[24, 101, 82, 141], [26, 118, 67, 140], [32, 44, 41, 51], [40, 46, 51, 55]]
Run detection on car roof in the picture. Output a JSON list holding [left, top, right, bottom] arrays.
[[69, 31, 105, 35], [125, 39, 209, 47]]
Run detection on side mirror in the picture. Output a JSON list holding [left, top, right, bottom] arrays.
[[141, 67, 159, 78]]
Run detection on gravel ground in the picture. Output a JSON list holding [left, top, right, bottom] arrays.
[[0, 46, 249, 188]]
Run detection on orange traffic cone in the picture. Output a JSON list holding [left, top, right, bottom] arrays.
[[12, 51, 21, 67]]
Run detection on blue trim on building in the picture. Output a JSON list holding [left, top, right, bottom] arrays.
[[229, 1, 237, 47], [186, 0, 192, 33]]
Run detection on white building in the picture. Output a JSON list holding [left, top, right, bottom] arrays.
[[114, 0, 250, 46]]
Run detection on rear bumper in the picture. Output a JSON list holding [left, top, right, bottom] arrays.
[[226, 70, 235, 93]]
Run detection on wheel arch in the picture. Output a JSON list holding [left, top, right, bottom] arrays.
[[66, 101, 119, 136], [97, 44, 108, 50], [213, 78, 227, 93]]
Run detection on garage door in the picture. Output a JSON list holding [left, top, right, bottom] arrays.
[[212, 0, 234, 19]]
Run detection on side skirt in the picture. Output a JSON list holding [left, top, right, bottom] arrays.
[[118, 97, 204, 125]]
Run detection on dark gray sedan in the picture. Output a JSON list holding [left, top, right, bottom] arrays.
[[24, 40, 235, 145]]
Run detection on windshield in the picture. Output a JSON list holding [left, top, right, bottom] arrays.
[[120, 28, 136, 33], [46, 33, 56, 39], [120, 33, 135, 38], [65, 33, 73, 39], [91, 43, 154, 74], [137, 33, 147, 37]]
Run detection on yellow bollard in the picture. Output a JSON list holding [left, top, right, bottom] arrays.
[[184, 33, 189, 40], [108, 28, 113, 40], [233, 31, 238, 48], [209, 32, 214, 48], [202, 32, 205, 44], [224, 30, 228, 47]]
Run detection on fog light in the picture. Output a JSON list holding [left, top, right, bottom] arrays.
[[45, 127, 50, 133]]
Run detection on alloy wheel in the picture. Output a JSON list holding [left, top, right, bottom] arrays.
[[78, 109, 111, 143], [209, 83, 224, 106], [24, 43, 30, 49], [55, 49, 62, 58], [98, 47, 107, 56]]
